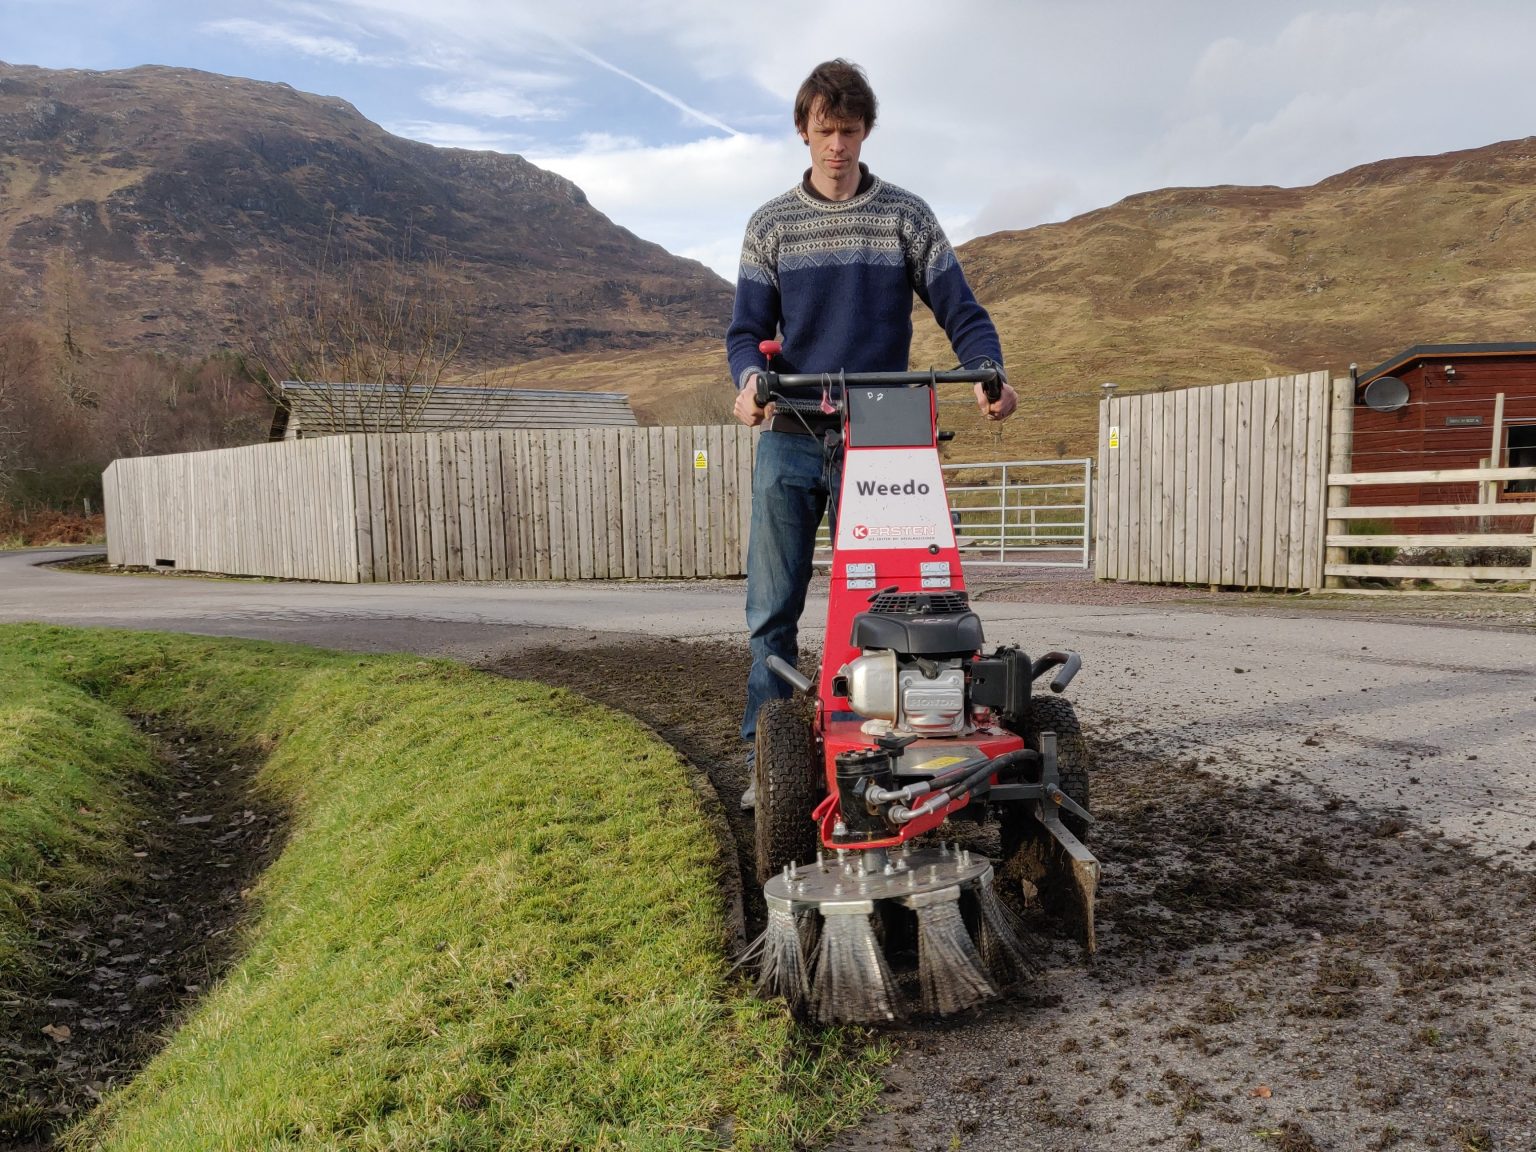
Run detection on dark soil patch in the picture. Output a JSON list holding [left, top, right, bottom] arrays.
[[482, 636, 1536, 1152], [0, 725, 285, 1150]]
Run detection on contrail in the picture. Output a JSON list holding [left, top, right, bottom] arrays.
[[554, 35, 740, 137]]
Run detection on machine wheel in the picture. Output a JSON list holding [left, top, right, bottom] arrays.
[[1019, 694, 1091, 839], [753, 696, 823, 884], [998, 694, 1093, 901]]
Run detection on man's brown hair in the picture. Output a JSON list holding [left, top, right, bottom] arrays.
[[793, 59, 878, 135]]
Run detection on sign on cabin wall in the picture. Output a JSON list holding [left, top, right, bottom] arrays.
[[1445, 416, 1484, 427]]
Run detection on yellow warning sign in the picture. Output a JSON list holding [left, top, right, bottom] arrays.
[[917, 755, 968, 771], [693, 450, 708, 470], [1108, 425, 1120, 449]]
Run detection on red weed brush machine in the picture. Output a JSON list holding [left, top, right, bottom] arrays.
[[744, 353, 1099, 1024]]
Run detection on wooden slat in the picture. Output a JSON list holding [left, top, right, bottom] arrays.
[[1266, 376, 1290, 589], [1094, 398, 1110, 577], [542, 430, 563, 581], [608, 427, 625, 579], [451, 432, 474, 582], [740, 427, 757, 573], [468, 432, 490, 581], [1327, 503, 1536, 519], [497, 432, 520, 580], [381, 436, 402, 582], [1171, 388, 1187, 583], [1326, 533, 1535, 548], [1126, 395, 1143, 581], [1190, 385, 1208, 583], [720, 425, 739, 579], [650, 427, 669, 578], [560, 429, 582, 581], [1115, 396, 1131, 580], [1148, 391, 1164, 580], [1283, 375, 1307, 589], [1329, 466, 1536, 485], [529, 431, 552, 581], [484, 433, 506, 580], [351, 434, 374, 581], [1229, 383, 1250, 585], [394, 435, 416, 581], [425, 434, 447, 580], [366, 435, 389, 583], [1325, 563, 1536, 580]]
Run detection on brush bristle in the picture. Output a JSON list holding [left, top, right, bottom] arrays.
[[912, 892, 996, 1016], [757, 901, 811, 1014], [971, 875, 1038, 986], [810, 905, 899, 1025]]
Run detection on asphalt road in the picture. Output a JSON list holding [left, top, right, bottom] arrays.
[[3, 547, 1533, 862]]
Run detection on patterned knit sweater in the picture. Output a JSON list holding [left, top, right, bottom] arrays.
[[726, 168, 1003, 398]]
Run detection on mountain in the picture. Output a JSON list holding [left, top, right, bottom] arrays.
[[498, 137, 1536, 460], [0, 62, 732, 364], [912, 135, 1536, 455]]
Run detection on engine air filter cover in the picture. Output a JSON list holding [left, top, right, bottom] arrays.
[[851, 590, 985, 655]]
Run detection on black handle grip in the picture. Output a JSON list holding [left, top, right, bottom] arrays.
[[752, 372, 772, 408], [1030, 650, 1082, 694]]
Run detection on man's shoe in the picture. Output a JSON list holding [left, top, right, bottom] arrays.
[[740, 781, 756, 810]]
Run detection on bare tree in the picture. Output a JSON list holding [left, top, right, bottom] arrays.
[[0, 325, 37, 498], [247, 225, 473, 436]]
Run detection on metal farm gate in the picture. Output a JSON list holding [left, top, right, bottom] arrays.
[[812, 458, 1093, 569]]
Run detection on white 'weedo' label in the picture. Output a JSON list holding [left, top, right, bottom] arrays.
[[835, 449, 955, 551]]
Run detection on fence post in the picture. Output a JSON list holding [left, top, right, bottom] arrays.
[[1484, 392, 1506, 513], [999, 463, 1008, 562], [1324, 377, 1354, 589]]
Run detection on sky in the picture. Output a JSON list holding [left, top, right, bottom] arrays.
[[6, 0, 1536, 282]]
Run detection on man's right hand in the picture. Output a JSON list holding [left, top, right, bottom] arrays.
[[733, 373, 773, 427]]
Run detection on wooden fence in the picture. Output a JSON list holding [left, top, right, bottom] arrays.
[[1095, 372, 1331, 590], [105, 437, 359, 582], [106, 426, 756, 582]]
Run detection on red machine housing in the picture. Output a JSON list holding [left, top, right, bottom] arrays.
[[812, 385, 1025, 850]]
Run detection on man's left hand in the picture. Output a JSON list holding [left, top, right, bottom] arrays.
[[975, 380, 1018, 422]]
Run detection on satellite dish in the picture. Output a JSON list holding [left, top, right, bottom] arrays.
[[1362, 375, 1410, 412]]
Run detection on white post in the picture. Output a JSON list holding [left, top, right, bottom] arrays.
[[1083, 457, 1094, 570], [1325, 377, 1354, 589], [1487, 392, 1507, 506]]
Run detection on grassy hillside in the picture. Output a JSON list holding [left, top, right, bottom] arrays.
[[497, 137, 1536, 464], [0, 626, 877, 1151]]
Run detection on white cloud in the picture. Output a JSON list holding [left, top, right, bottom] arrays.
[[200, 17, 394, 65], [385, 119, 535, 151], [422, 82, 568, 121], [527, 132, 802, 277]]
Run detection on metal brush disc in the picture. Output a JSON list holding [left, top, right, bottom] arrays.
[[764, 843, 993, 912]]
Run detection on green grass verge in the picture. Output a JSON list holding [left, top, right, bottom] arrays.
[[0, 660, 160, 990], [0, 625, 884, 1150]]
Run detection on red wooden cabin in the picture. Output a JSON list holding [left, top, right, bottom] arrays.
[[1351, 343, 1536, 533]]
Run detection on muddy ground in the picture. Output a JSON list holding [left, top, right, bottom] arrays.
[[485, 638, 1536, 1152], [0, 728, 286, 1150], [6, 592, 1532, 1150]]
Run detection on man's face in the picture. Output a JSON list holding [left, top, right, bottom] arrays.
[[802, 100, 867, 190]]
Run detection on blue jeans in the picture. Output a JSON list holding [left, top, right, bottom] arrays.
[[741, 428, 842, 746]]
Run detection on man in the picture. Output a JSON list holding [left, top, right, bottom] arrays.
[[727, 58, 1018, 807]]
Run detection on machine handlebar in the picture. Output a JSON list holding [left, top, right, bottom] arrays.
[[752, 367, 1002, 409]]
